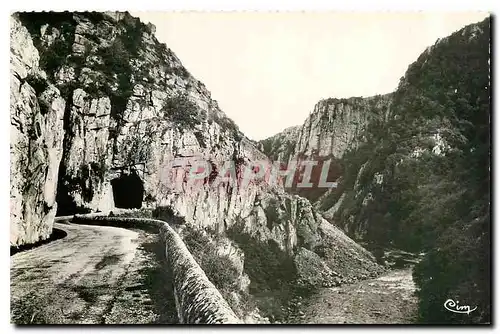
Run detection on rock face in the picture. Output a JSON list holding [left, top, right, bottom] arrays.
[[260, 95, 392, 162], [10, 11, 382, 285], [259, 125, 300, 162], [258, 95, 392, 218], [294, 95, 392, 159], [10, 16, 65, 246]]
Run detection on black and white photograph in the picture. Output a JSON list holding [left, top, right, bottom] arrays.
[[8, 5, 492, 326]]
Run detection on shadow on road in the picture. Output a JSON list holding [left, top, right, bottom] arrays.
[[10, 228, 68, 256]]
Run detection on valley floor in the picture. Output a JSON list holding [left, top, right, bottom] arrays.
[[10, 220, 177, 324], [292, 268, 418, 324]]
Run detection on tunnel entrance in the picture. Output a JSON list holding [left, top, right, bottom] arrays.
[[111, 171, 144, 209]]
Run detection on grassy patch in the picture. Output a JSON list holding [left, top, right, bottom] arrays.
[[178, 225, 256, 317], [181, 226, 240, 291]]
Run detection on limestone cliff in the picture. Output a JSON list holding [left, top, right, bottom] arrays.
[[259, 94, 392, 216], [331, 17, 491, 248], [10, 11, 382, 288], [10, 17, 65, 246], [294, 95, 392, 159], [260, 95, 392, 162], [258, 125, 300, 162]]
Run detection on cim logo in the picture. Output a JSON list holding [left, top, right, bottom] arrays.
[[443, 299, 477, 315]]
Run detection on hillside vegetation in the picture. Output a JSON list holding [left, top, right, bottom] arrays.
[[335, 18, 491, 324]]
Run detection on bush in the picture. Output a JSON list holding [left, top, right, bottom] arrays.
[[17, 13, 76, 77], [39, 38, 72, 75], [98, 39, 134, 121], [264, 205, 280, 230], [89, 160, 106, 180], [152, 206, 185, 225], [99, 39, 131, 77], [180, 225, 243, 315], [162, 94, 204, 130], [25, 74, 49, 96], [182, 226, 240, 289], [111, 208, 154, 219], [413, 214, 490, 324]]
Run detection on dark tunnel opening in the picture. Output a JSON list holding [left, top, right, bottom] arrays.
[[111, 171, 144, 209]]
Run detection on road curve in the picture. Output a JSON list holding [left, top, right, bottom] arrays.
[[10, 219, 177, 324]]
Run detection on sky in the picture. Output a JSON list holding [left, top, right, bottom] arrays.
[[133, 12, 489, 140]]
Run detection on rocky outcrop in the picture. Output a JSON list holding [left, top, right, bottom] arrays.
[[259, 125, 300, 162], [293, 95, 392, 159], [258, 95, 392, 217], [231, 190, 384, 281], [260, 95, 392, 162], [10, 16, 65, 246]]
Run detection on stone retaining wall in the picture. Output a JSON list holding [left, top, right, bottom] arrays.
[[72, 215, 241, 324]]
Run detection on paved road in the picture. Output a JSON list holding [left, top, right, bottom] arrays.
[[10, 220, 177, 324], [293, 268, 418, 324]]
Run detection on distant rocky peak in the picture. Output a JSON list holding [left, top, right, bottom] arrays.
[[260, 93, 392, 164]]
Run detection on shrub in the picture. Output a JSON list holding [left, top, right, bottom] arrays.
[[17, 13, 76, 77], [17, 12, 76, 77], [182, 226, 240, 289], [264, 201, 280, 230], [99, 39, 131, 77], [25, 74, 49, 96], [152, 206, 185, 225], [111, 208, 154, 219], [162, 94, 204, 130]]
